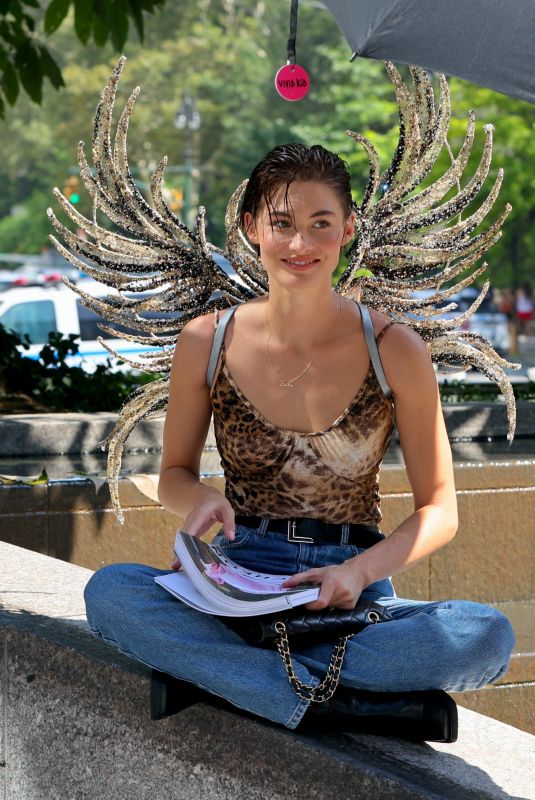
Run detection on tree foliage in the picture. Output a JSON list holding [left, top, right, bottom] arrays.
[[0, 321, 157, 411], [0, 0, 533, 288], [0, 0, 165, 113]]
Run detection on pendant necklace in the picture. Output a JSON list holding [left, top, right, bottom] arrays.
[[265, 295, 342, 388]]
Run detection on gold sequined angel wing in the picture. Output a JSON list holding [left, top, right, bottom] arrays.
[[47, 57, 262, 522], [335, 62, 520, 441]]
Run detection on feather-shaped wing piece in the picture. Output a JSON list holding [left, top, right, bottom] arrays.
[[336, 63, 519, 441], [49, 58, 519, 523], [47, 57, 260, 521]]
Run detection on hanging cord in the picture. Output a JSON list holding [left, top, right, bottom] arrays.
[[287, 0, 299, 65]]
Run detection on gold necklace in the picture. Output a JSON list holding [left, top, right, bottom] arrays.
[[265, 295, 342, 388]]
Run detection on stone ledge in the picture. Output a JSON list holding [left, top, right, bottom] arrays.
[[1, 464, 534, 607], [0, 411, 167, 457], [1, 541, 534, 800], [1, 403, 534, 457], [1, 458, 534, 509]]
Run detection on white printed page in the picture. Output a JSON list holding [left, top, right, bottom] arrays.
[[154, 570, 319, 617], [174, 531, 318, 604]]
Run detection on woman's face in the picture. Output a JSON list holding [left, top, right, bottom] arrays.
[[243, 180, 355, 288]]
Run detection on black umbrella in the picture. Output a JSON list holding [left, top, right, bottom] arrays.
[[322, 0, 535, 104]]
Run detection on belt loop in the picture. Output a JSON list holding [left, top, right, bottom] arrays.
[[258, 517, 269, 537], [341, 522, 350, 545]]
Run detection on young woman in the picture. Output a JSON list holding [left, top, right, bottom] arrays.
[[84, 144, 515, 742]]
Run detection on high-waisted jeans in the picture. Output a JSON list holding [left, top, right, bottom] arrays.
[[84, 522, 515, 729]]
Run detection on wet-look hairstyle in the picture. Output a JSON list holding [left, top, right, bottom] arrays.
[[240, 143, 354, 233]]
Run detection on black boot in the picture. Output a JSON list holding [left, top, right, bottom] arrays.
[[299, 687, 458, 743], [150, 670, 206, 720], [150, 670, 248, 721]]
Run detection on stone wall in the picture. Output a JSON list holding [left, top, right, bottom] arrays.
[[1, 410, 534, 735], [1, 541, 534, 800]]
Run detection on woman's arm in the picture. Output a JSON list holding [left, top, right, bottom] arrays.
[[283, 321, 457, 609], [158, 313, 236, 540], [352, 322, 458, 589]]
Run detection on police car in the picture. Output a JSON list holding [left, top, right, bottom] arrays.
[[0, 255, 246, 373], [0, 280, 162, 372]]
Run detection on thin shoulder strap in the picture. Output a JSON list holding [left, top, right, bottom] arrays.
[[206, 305, 240, 388], [355, 302, 393, 399]]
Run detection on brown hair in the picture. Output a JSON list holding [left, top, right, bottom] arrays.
[[240, 143, 353, 235]]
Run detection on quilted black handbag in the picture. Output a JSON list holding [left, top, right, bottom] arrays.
[[223, 600, 392, 645], [221, 601, 393, 703]]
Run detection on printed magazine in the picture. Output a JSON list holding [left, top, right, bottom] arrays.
[[154, 530, 320, 616]]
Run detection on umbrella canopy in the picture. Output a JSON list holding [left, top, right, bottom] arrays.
[[322, 0, 535, 104]]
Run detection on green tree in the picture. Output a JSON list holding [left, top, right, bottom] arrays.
[[0, 189, 52, 252], [0, 0, 349, 247], [0, 0, 534, 290], [0, 0, 166, 114], [290, 43, 535, 289]]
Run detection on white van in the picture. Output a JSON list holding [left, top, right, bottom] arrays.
[[0, 281, 162, 372]]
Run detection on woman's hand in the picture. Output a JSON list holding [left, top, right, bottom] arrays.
[[182, 490, 236, 540], [170, 491, 236, 569], [282, 561, 366, 611]]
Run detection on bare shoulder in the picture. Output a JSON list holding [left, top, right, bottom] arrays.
[[170, 311, 218, 387], [368, 309, 435, 398], [179, 311, 218, 346]]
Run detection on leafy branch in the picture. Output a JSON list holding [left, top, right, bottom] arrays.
[[0, 321, 159, 412], [0, 0, 166, 114]]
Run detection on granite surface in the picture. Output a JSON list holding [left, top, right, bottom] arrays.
[[1, 541, 534, 799]]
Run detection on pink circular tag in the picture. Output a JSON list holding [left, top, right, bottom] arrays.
[[275, 63, 310, 101]]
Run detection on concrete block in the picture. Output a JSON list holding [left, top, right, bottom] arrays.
[[493, 601, 535, 687], [0, 412, 220, 457], [379, 464, 412, 494], [392, 562, 430, 602], [453, 682, 535, 736], [0, 508, 47, 555], [380, 459, 535, 494], [2, 541, 535, 800], [0, 411, 166, 457], [0, 482, 47, 515], [0, 627, 5, 768], [431, 490, 535, 603], [379, 462, 535, 603], [378, 493, 430, 601], [47, 477, 117, 512], [439, 400, 535, 439], [3, 623, 535, 800], [2, 405, 535, 458], [47, 507, 177, 571], [453, 460, 535, 491]]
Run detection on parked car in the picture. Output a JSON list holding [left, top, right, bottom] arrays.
[[0, 253, 87, 288], [0, 282, 162, 372], [12, 263, 78, 288], [0, 269, 31, 292], [0, 253, 247, 371], [410, 287, 510, 354]]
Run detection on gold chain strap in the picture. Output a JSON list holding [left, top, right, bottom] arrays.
[[274, 621, 353, 703]]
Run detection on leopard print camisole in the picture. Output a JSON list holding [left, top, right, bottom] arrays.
[[208, 302, 396, 526]]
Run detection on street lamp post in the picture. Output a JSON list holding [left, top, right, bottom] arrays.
[[174, 92, 201, 227]]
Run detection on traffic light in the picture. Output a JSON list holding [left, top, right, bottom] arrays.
[[63, 176, 81, 204], [169, 188, 183, 212]]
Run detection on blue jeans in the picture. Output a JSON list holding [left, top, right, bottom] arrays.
[[84, 523, 515, 729]]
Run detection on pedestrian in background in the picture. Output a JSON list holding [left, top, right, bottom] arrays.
[[499, 288, 516, 354], [515, 282, 534, 336]]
